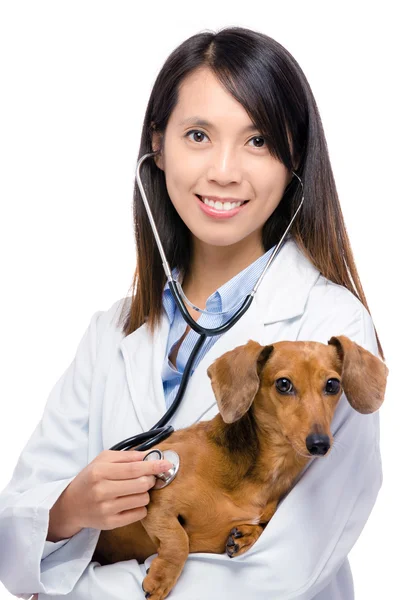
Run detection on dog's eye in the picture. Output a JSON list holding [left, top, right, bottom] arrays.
[[325, 378, 341, 394], [275, 378, 294, 394]]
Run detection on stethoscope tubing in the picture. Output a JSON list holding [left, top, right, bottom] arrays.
[[109, 294, 256, 451], [109, 152, 304, 452], [110, 333, 207, 451]]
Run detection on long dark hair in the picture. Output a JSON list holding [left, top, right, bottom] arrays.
[[117, 26, 385, 360]]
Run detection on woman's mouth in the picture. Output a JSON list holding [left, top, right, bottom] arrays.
[[195, 194, 249, 219]]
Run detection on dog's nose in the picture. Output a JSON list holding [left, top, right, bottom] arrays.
[[306, 433, 330, 456]]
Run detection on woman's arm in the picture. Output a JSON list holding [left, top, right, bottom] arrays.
[[0, 299, 155, 600], [0, 308, 106, 597]]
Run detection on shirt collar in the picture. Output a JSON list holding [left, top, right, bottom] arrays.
[[162, 245, 277, 322]]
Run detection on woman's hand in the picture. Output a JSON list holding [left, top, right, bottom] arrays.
[[47, 450, 173, 540]]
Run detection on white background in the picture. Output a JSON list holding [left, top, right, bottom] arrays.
[[0, 1, 410, 598]]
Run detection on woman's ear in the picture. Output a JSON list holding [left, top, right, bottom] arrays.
[[150, 125, 164, 171], [206, 340, 274, 424], [327, 335, 389, 414]]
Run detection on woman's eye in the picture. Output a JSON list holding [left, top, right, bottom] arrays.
[[247, 136, 266, 149], [325, 378, 341, 395], [186, 130, 209, 143], [275, 378, 294, 394]]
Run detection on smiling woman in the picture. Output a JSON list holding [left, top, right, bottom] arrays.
[[142, 65, 296, 312], [0, 24, 387, 600], [150, 66, 294, 270]]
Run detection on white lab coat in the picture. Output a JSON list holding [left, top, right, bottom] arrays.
[[0, 236, 383, 600]]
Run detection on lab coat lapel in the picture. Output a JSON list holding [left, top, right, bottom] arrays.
[[119, 315, 170, 433], [118, 298, 264, 433], [119, 237, 321, 432]]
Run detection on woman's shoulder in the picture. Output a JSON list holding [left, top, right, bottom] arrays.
[[106, 295, 132, 327], [307, 274, 366, 314], [92, 296, 132, 349], [300, 274, 377, 350]]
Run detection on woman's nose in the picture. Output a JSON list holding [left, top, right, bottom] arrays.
[[206, 148, 243, 185]]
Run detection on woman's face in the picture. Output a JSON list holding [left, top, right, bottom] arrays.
[[152, 66, 293, 250]]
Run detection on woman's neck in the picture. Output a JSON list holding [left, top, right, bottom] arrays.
[[183, 236, 265, 302]]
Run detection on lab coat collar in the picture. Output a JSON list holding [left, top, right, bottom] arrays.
[[119, 236, 321, 432]]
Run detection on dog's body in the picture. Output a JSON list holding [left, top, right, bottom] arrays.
[[95, 413, 308, 564], [93, 336, 388, 600]]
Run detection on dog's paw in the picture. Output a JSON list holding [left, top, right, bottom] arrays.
[[142, 575, 168, 600], [226, 525, 264, 558], [142, 548, 185, 600], [142, 569, 173, 600]]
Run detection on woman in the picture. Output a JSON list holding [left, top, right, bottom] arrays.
[[0, 27, 385, 600]]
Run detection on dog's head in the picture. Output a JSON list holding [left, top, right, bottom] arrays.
[[206, 336, 388, 457]]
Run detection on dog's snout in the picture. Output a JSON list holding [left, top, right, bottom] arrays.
[[306, 433, 330, 456]]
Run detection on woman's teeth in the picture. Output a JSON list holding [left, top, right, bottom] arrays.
[[199, 196, 247, 211]]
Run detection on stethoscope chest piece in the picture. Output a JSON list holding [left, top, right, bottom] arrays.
[[143, 448, 180, 489]]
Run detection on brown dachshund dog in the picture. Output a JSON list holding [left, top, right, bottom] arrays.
[[93, 335, 388, 600]]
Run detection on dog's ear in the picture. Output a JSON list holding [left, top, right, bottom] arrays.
[[206, 340, 274, 424], [327, 335, 389, 414]]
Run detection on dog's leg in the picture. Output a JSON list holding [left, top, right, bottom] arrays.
[[226, 499, 278, 558], [141, 515, 189, 600]]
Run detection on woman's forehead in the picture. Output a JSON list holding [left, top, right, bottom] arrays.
[[170, 68, 256, 132]]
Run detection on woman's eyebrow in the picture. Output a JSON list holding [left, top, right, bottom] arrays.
[[178, 116, 258, 133]]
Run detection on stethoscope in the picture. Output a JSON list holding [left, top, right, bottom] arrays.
[[109, 151, 305, 487]]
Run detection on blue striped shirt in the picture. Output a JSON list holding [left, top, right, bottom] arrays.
[[161, 244, 277, 409]]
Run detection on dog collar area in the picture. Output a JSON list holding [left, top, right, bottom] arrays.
[[143, 449, 180, 489]]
